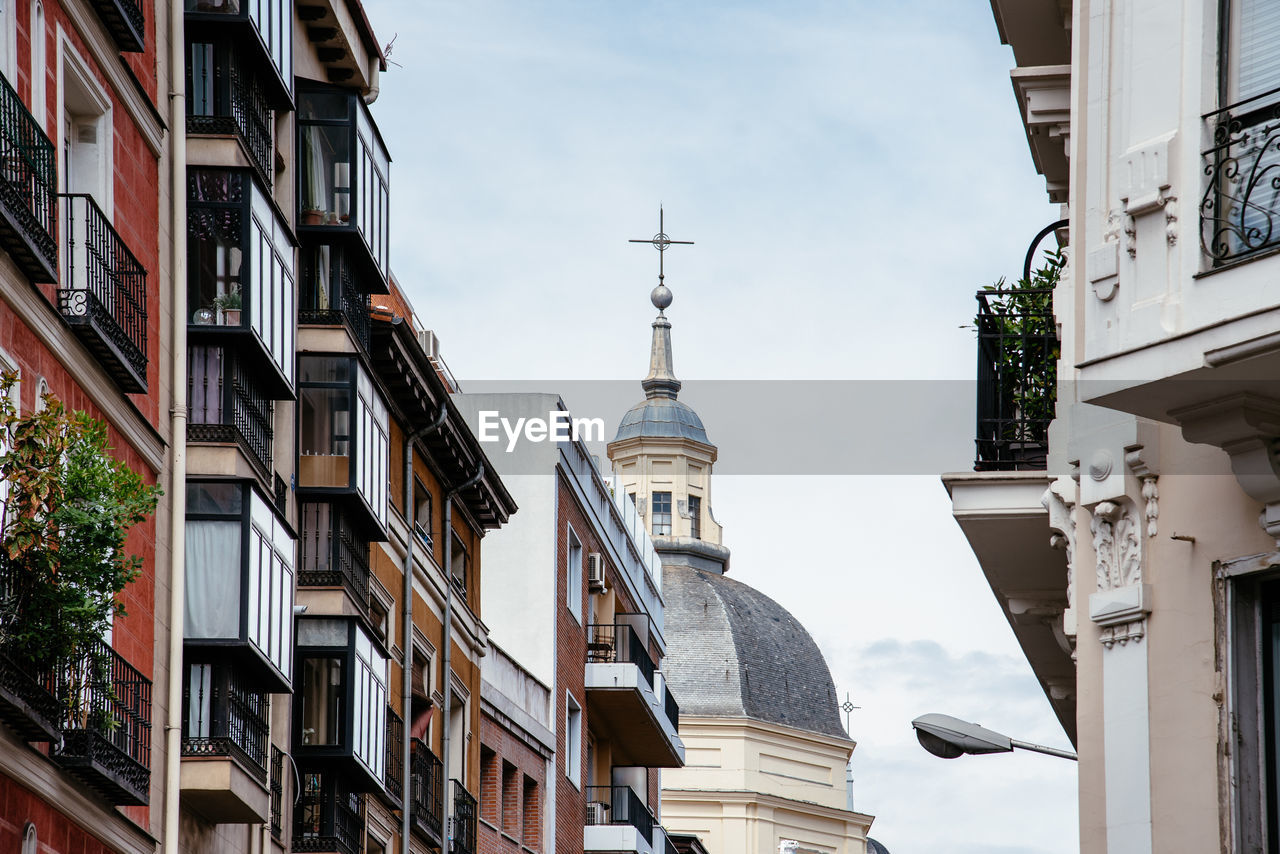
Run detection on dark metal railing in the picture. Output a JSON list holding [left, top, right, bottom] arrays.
[[294, 772, 363, 854], [1201, 86, 1280, 263], [299, 504, 372, 607], [274, 472, 288, 515], [975, 287, 1057, 471], [187, 45, 274, 184], [586, 622, 655, 692], [57, 194, 148, 393], [452, 779, 478, 854], [87, 0, 145, 52], [661, 827, 679, 854], [187, 345, 274, 477], [410, 738, 444, 842], [299, 270, 371, 354], [52, 637, 152, 805], [270, 745, 284, 839], [584, 785, 655, 841], [0, 70, 56, 281], [181, 662, 270, 780], [0, 552, 63, 741], [663, 682, 680, 731], [385, 706, 404, 803]]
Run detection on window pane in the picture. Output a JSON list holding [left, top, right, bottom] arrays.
[[184, 519, 241, 638], [651, 492, 672, 537], [301, 657, 343, 745], [186, 481, 242, 516]]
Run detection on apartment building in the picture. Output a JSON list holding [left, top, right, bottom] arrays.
[[0, 0, 172, 851], [944, 0, 1280, 851], [454, 392, 686, 854]]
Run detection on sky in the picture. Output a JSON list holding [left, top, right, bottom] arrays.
[[360, 1, 1076, 852]]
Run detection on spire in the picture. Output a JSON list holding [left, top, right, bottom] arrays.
[[629, 207, 694, 401], [643, 288, 681, 399]]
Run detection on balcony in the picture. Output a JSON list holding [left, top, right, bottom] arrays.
[[188, 168, 297, 397], [299, 244, 372, 354], [293, 770, 364, 854], [185, 481, 295, 693], [297, 355, 390, 538], [57, 194, 148, 393], [298, 84, 390, 292], [184, 0, 292, 107], [0, 72, 56, 283], [0, 554, 63, 743], [188, 345, 274, 479], [452, 779, 478, 854], [974, 285, 1057, 471], [298, 502, 373, 626], [180, 661, 271, 823], [50, 638, 152, 806], [585, 621, 684, 767], [382, 707, 403, 807], [409, 737, 444, 846], [584, 785, 656, 854], [270, 746, 284, 840], [88, 0, 144, 52], [187, 41, 275, 185], [294, 617, 389, 792]]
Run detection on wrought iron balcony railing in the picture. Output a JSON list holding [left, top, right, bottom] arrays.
[[0, 71, 56, 283], [58, 194, 148, 393], [299, 502, 372, 608], [188, 344, 274, 478], [384, 706, 403, 805], [87, 0, 145, 52], [51, 638, 152, 805], [974, 287, 1057, 472], [299, 260, 371, 354], [187, 42, 274, 184], [409, 738, 444, 844], [587, 622, 656, 692], [270, 745, 284, 840], [294, 771, 364, 854], [0, 553, 63, 742], [584, 785, 655, 841], [181, 662, 270, 781], [1200, 87, 1280, 264], [452, 779, 478, 854]]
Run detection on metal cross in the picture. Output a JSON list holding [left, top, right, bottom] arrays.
[[629, 207, 694, 284]]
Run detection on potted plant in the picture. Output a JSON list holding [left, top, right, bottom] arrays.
[[214, 286, 242, 326]]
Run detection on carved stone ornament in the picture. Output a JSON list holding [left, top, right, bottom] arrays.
[[1089, 500, 1148, 647], [1043, 478, 1079, 658]]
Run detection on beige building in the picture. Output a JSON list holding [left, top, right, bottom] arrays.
[[945, 0, 1280, 851], [609, 279, 878, 854]]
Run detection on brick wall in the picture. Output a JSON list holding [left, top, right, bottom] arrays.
[[478, 709, 547, 854], [0, 775, 119, 853]]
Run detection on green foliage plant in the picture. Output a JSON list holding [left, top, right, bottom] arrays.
[[0, 372, 161, 725]]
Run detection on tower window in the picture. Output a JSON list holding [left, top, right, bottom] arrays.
[[652, 492, 672, 536], [689, 496, 701, 540]]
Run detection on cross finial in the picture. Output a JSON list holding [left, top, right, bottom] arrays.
[[629, 207, 694, 312], [841, 693, 861, 735]]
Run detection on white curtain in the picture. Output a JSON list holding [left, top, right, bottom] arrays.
[[185, 520, 241, 638]]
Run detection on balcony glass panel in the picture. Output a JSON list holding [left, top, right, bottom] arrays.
[[184, 481, 295, 690], [298, 356, 389, 533], [185, 0, 292, 104], [295, 617, 388, 790], [298, 86, 390, 288], [188, 169, 296, 391]]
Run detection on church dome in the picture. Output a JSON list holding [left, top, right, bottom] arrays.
[[866, 839, 891, 854], [614, 397, 710, 444], [662, 564, 847, 739]]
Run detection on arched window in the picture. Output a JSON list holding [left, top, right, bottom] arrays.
[[21, 822, 36, 854]]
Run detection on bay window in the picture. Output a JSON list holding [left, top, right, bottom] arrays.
[[184, 0, 292, 107], [184, 481, 295, 692]]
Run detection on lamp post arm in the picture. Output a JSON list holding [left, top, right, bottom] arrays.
[[1009, 739, 1078, 761]]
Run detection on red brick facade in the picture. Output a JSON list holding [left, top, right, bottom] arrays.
[[0, 778, 120, 854], [479, 709, 548, 854]]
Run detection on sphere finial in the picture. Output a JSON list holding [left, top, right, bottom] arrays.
[[651, 283, 673, 312]]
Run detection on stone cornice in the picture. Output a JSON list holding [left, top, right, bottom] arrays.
[[661, 786, 875, 826], [675, 714, 855, 752]]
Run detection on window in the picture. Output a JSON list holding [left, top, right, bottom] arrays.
[[184, 0, 293, 100], [30, 2, 44, 131], [450, 533, 468, 592], [414, 477, 433, 551], [1226, 0, 1280, 106], [59, 40, 111, 208], [566, 527, 582, 622], [651, 491, 672, 536], [184, 481, 294, 691], [21, 823, 35, 854], [188, 169, 296, 388], [688, 495, 701, 540], [502, 761, 519, 836], [187, 345, 275, 473], [480, 746, 498, 824], [448, 689, 467, 782], [565, 693, 582, 786], [522, 775, 540, 851], [185, 41, 274, 181], [0, 349, 17, 527], [1229, 571, 1280, 851]]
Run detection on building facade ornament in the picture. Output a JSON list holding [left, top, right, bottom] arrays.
[[1088, 500, 1149, 647]]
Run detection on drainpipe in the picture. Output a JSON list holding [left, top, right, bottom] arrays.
[[402, 402, 447, 850], [162, 0, 188, 850], [443, 461, 484, 847]]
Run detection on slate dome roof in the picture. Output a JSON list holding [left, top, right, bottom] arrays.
[[661, 564, 847, 739], [866, 839, 890, 854], [614, 397, 710, 444]]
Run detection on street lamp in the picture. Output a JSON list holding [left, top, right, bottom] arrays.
[[911, 713, 1077, 761]]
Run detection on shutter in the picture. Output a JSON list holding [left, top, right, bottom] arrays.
[[1237, 0, 1280, 103]]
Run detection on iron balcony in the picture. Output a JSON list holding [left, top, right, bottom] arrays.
[[0, 71, 57, 283], [585, 620, 685, 768]]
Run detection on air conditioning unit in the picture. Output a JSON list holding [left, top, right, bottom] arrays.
[[585, 801, 608, 825], [417, 329, 440, 360], [587, 553, 606, 592]]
